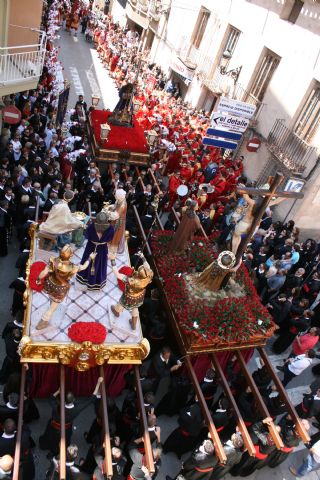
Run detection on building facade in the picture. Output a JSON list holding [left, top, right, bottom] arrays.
[[111, 0, 320, 235], [0, 0, 46, 97]]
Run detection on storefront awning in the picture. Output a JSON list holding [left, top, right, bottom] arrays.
[[170, 55, 196, 82]]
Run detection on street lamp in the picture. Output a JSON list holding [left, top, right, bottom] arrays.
[[147, 130, 158, 146], [219, 49, 232, 74], [91, 93, 101, 107], [219, 49, 242, 84], [100, 122, 111, 141]]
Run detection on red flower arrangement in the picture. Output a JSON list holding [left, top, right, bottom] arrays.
[[117, 266, 134, 292], [68, 322, 107, 344], [29, 261, 47, 292], [151, 231, 274, 346]]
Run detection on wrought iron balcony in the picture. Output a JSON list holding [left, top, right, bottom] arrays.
[[127, 0, 168, 22], [0, 30, 46, 88], [267, 119, 317, 175]]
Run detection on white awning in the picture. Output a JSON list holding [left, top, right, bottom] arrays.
[[170, 56, 196, 81]]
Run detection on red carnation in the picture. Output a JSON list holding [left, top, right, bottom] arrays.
[[68, 322, 107, 344]]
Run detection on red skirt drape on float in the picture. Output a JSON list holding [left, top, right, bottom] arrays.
[[29, 350, 253, 398]]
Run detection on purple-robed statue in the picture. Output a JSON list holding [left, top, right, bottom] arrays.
[[76, 212, 115, 290]]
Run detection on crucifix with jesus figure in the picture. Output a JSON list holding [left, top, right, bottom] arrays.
[[195, 172, 304, 291]]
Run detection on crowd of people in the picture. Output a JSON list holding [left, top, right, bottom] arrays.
[[0, 0, 320, 478]]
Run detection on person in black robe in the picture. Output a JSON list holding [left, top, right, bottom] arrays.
[[163, 402, 203, 458], [0, 419, 16, 456], [0, 200, 10, 257], [20, 424, 36, 480], [266, 293, 291, 327], [15, 241, 30, 277], [124, 364, 157, 395], [199, 369, 218, 407], [0, 328, 22, 384], [2, 316, 23, 340], [128, 445, 161, 480], [230, 417, 279, 477], [149, 346, 182, 381], [46, 444, 88, 479], [272, 309, 312, 354], [155, 375, 191, 417], [0, 392, 19, 424], [210, 432, 244, 479], [295, 389, 320, 419], [252, 361, 272, 397], [9, 276, 26, 317], [132, 414, 160, 455], [80, 427, 120, 476], [39, 378, 103, 456], [266, 415, 309, 468], [171, 439, 217, 480], [93, 446, 127, 480], [210, 397, 231, 441], [264, 391, 287, 417], [141, 207, 155, 232], [236, 388, 259, 427]]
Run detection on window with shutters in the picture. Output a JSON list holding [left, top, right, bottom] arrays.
[[294, 83, 320, 143], [192, 7, 210, 49], [280, 0, 304, 23], [249, 49, 281, 102], [222, 26, 241, 57]]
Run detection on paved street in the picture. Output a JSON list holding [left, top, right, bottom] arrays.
[[0, 24, 319, 480], [57, 28, 119, 111]]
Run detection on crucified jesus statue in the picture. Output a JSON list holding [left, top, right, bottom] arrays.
[[231, 193, 255, 255]]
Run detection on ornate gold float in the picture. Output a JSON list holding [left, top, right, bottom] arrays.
[[20, 224, 150, 370]]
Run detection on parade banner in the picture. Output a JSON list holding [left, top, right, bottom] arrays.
[[56, 85, 70, 127]]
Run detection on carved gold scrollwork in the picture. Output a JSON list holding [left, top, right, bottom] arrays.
[[19, 337, 150, 371]]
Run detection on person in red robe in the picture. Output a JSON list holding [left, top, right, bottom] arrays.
[[211, 174, 227, 200], [168, 171, 182, 207]]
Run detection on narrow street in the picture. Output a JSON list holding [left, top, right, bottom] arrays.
[[57, 28, 119, 111]]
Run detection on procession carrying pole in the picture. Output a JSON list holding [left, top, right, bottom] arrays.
[[99, 366, 113, 478], [59, 365, 66, 480]]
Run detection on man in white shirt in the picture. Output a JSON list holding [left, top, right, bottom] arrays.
[[290, 438, 320, 477], [282, 349, 316, 387]]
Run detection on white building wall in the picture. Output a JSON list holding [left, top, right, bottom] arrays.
[[160, 0, 320, 233], [110, 0, 320, 233]]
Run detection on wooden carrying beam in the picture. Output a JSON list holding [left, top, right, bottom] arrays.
[[108, 164, 115, 181], [185, 356, 227, 463], [171, 207, 181, 225], [132, 205, 152, 255], [235, 351, 283, 449], [155, 212, 164, 230], [134, 366, 155, 472], [148, 168, 161, 194], [99, 366, 113, 478], [135, 167, 145, 190], [257, 348, 310, 443], [12, 364, 27, 480], [60, 365, 66, 480], [210, 354, 256, 457]]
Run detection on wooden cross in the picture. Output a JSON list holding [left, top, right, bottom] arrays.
[[234, 172, 304, 264]]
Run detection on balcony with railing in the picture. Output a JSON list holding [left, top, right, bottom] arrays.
[[176, 38, 263, 119], [267, 119, 318, 175], [0, 28, 46, 95], [126, 0, 169, 27]]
